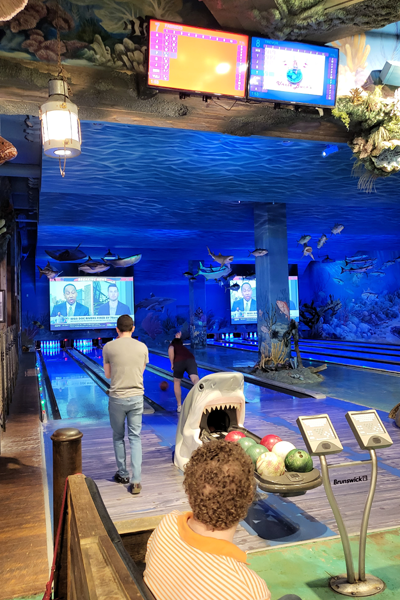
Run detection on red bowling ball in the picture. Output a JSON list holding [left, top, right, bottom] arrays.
[[260, 434, 282, 452], [225, 430, 246, 442]]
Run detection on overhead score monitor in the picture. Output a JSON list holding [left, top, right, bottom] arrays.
[[345, 410, 393, 450], [297, 414, 343, 456], [248, 37, 339, 108], [148, 19, 249, 98]]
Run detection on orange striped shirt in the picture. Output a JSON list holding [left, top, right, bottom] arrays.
[[144, 511, 271, 600]]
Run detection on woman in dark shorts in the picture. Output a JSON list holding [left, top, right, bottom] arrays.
[[168, 330, 199, 412]]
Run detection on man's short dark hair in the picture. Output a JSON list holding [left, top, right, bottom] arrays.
[[63, 283, 77, 294], [108, 283, 118, 291], [241, 282, 252, 291], [117, 314, 134, 332], [183, 440, 255, 530]]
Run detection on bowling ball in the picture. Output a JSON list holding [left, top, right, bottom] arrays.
[[237, 437, 257, 452], [285, 449, 314, 473], [256, 453, 285, 478], [260, 434, 282, 452], [159, 381, 169, 391], [246, 444, 269, 465], [272, 441, 296, 461], [225, 431, 246, 442]]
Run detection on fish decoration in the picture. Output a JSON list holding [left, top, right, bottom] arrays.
[[340, 262, 375, 275], [333, 278, 344, 285], [103, 249, 117, 260], [302, 244, 314, 260], [345, 254, 369, 264], [78, 257, 110, 274], [104, 253, 142, 268], [322, 255, 335, 263], [362, 289, 379, 300], [183, 271, 193, 278], [32, 321, 45, 329], [37, 261, 62, 280], [207, 247, 234, 267], [369, 271, 385, 277], [189, 277, 197, 282], [0, 136, 17, 166], [276, 300, 290, 320], [248, 249, 268, 257], [45, 244, 87, 262], [382, 260, 396, 268], [230, 282, 240, 291], [135, 293, 175, 312], [395, 256, 400, 263], [317, 234, 328, 249], [196, 262, 232, 280], [331, 223, 344, 235], [297, 235, 311, 246]]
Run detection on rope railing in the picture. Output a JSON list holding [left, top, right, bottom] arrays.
[[0, 325, 20, 431]]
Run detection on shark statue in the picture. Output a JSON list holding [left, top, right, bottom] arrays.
[[196, 262, 232, 280], [174, 372, 246, 472]]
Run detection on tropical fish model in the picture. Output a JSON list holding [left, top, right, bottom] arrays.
[[78, 257, 110, 274], [317, 234, 328, 249], [331, 224, 344, 235], [45, 244, 87, 262], [37, 262, 63, 280], [276, 300, 290, 320], [0, 136, 17, 166], [248, 249, 268, 257], [196, 262, 232, 280], [207, 247, 233, 266], [104, 253, 142, 268], [297, 235, 311, 246]]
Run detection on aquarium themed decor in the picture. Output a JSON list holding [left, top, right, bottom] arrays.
[[333, 87, 400, 190]]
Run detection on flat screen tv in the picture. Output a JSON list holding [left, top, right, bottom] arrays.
[[248, 37, 339, 107], [148, 19, 249, 98], [229, 275, 299, 325], [49, 276, 134, 331]]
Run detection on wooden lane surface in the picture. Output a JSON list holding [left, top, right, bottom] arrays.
[[0, 354, 49, 600]]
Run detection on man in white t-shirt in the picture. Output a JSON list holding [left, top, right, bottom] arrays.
[[103, 314, 149, 495]]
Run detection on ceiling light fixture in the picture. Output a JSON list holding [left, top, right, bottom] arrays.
[[39, 13, 81, 178]]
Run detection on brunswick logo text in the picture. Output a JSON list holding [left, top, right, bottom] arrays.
[[333, 476, 368, 485]]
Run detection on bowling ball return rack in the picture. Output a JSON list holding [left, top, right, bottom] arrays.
[[201, 422, 322, 497]]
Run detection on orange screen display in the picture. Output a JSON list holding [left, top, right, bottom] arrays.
[[148, 20, 249, 98]]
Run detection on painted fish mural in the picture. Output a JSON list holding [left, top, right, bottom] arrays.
[[207, 247, 234, 266], [104, 253, 142, 267], [196, 262, 232, 280], [276, 300, 290, 320], [45, 244, 87, 262], [135, 293, 175, 312], [37, 262, 62, 280], [0, 136, 17, 166], [362, 289, 379, 300]]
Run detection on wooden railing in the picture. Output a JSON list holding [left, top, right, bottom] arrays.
[[0, 325, 19, 431], [55, 474, 157, 600]]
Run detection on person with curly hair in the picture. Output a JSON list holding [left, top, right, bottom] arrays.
[[144, 440, 303, 600]]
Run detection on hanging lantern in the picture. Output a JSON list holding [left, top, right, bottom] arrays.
[[40, 79, 81, 160]]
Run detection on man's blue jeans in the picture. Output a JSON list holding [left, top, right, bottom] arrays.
[[108, 395, 143, 483]]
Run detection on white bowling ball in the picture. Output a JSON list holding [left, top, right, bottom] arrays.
[[272, 441, 296, 461], [256, 452, 285, 478]]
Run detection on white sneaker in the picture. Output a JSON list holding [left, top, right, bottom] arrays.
[[177, 405, 181, 413]]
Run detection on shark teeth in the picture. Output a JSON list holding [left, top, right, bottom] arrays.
[[203, 403, 240, 414]]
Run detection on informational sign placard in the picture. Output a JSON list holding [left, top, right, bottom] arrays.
[[297, 414, 343, 456], [345, 410, 393, 450]]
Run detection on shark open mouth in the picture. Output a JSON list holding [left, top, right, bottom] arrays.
[[200, 400, 242, 442]]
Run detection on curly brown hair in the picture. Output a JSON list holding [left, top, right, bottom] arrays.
[[183, 440, 255, 530]]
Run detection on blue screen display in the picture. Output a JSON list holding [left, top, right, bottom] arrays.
[[248, 37, 339, 107]]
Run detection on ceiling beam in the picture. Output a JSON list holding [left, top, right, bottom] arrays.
[[0, 56, 350, 145]]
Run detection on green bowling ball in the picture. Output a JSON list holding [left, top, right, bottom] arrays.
[[237, 437, 257, 452], [246, 444, 269, 465]]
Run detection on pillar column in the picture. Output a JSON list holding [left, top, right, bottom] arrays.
[[254, 204, 291, 365], [189, 261, 207, 348]]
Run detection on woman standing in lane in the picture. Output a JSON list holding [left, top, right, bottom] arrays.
[[168, 330, 199, 413]]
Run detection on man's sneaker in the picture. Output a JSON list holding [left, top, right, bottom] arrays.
[[114, 473, 129, 484], [129, 483, 142, 495], [177, 405, 181, 413]]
